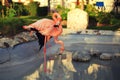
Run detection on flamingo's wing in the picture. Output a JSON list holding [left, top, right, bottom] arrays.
[[30, 28, 45, 50], [28, 19, 55, 50], [37, 19, 55, 36], [36, 31, 45, 50]]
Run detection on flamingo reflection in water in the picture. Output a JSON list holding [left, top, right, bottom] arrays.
[[23, 12, 64, 72]]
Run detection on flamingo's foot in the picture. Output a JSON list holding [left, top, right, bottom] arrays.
[[48, 54, 66, 60], [59, 48, 64, 54], [48, 44, 52, 48], [48, 55, 58, 60], [44, 68, 51, 73], [58, 53, 62, 55]]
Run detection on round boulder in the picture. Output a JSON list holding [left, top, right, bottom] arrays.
[[72, 51, 91, 62], [100, 53, 113, 60], [113, 53, 120, 58]]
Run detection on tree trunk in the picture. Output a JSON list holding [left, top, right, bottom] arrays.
[[86, 0, 89, 4], [2, 0, 5, 5], [76, 0, 80, 6], [81, 0, 84, 10], [61, 0, 65, 7], [114, 0, 119, 14], [18, 0, 21, 2], [48, 0, 50, 13]]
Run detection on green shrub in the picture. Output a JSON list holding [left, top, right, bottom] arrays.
[[110, 18, 120, 26], [85, 4, 120, 26], [0, 3, 2, 17], [0, 17, 26, 36], [37, 6, 48, 16], [13, 3, 28, 16], [26, 2, 39, 16], [88, 16, 97, 27], [96, 12, 114, 24], [56, 5, 70, 20], [87, 26, 120, 31], [0, 6, 7, 18], [85, 4, 98, 17], [6, 5, 16, 18]]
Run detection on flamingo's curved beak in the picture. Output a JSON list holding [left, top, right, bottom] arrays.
[[54, 25, 59, 27], [54, 22, 60, 28]]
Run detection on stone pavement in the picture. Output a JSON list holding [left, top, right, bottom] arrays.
[[62, 29, 120, 36], [0, 33, 120, 80]]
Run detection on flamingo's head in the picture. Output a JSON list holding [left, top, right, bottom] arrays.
[[54, 17, 62, 27], [57, 17, 62, 22], [53, 12, 62, 23]]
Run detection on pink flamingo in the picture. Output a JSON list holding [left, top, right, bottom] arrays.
[[23, 12, 64, 72]]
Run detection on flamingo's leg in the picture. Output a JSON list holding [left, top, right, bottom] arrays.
[[54, 36, 64, 54], [43, 36, 51, 73], [29, 31, 34, 36], [47, 36, 52, 48], [43, 36, 47, 72], [44, 36, 47, 53], [47, 36, 51, 42]]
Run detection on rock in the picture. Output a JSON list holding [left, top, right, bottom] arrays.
[[72, 51, 78, 61], [0, 32, 37, 48], [89, 50, 101, 57], [72, 51, 91, 62], [67, 8, 88, 32], [100, 53, 113, 60], [14, 32, 37, 42], [3, 42, 10, 48], [0, 32, 4, 38], [114, 53, 120, 58], [0, 37, 18, 48]]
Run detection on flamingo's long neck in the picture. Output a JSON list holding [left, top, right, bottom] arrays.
[[54, 37, 64, 53], [52, 13, 63, 36], [52, 13, 64, 53], [52, 12, 62, 25], [56, 25, 63, 36]]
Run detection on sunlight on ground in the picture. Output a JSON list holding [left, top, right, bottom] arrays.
[[24, 51, 76, 80], [87, 64, 101, 74]]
